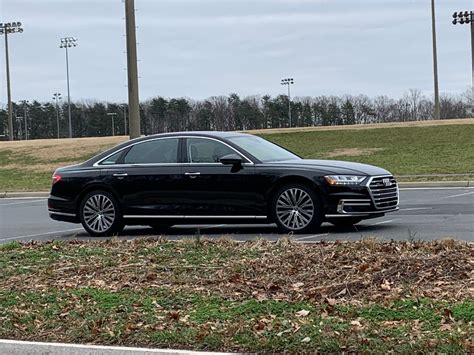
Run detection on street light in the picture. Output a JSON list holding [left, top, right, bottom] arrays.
[[0, 22, 24, 141], [281, 78, 294, 127], [20, 100, 28, 140], [452, 11, 474, 101], [52, 93, 62, 139], [430, 0, 440, 119], [59, 37, 78, 138], [107, 113, 117, 136]]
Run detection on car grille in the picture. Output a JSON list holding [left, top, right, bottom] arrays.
[[368, 176, 399, 210]]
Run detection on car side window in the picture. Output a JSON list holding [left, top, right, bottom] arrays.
[[186, 138, 237, 163], [100, 150, 124, 165], [123, 138, 179, 164]]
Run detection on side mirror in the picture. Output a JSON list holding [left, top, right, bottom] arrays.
[[220, 154, 243, 166]]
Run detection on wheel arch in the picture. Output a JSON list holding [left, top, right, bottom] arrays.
[[266, 175, 327, 215], [75, 183, 121, 215]]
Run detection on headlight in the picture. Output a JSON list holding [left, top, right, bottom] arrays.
[[324, 175, 367, 186]]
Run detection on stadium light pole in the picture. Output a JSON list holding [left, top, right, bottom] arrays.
[[0, 22, 23, 141], [59, 37, 78, 138], [52, 93, 62, 139], [125, 0, 141, 139], [452, 11, 474, 100], [107, 112, 117, 136], [281, 78, 294, 127], [431, 0, 441, 119]]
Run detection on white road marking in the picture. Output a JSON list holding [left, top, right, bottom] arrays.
[[0, 199, 46, 207], [367, 219, 394, 226], [440, 191, 474, 199], [399, 207, 433, 211], [0, 339, 213, 354], [0, 228, 84, 242], [294, 233, 329, 241], [0, 197, 48, 200], [400, 187, 473, 191]]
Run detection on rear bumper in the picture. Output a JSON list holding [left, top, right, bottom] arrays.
[[48, 195, 79, 223]]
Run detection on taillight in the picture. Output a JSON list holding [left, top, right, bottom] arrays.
[[52, 173, 62, 185]]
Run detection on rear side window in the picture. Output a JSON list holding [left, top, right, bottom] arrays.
[[100, 150, 124, 165], [124, 138, 179, 164]]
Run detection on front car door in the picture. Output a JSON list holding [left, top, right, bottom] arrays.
[[180, 137, 264, 218], [102, 137, 183, 217]]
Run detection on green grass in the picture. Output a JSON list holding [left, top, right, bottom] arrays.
[[0, 239, 473, 352], [0, 288, 471, 352], [260, 124, 474, 176]]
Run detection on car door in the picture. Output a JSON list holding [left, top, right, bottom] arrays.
[[180, 137, 263, 217], [102, 137, 184, 217]]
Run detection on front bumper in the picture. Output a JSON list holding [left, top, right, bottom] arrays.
[[324, 175, 399, 219]]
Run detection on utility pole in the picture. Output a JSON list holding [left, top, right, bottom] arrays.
[[452, 11, 474, 102], [52, 93, 62, 139], [20, 100, 28, 140], [107, 113, 117, 136], [431, 0, 441, 119], [122, 104, 128, 135], [281, 78, 294, 127], [125, 0, 141, 139], [59, 37, 77, 138], [0, 22, 23, 141]]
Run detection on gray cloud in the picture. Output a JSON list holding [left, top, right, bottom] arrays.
[[0, 0, 471, 104]]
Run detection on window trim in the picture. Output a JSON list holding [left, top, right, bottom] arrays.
[[93, 136, 254, 167]]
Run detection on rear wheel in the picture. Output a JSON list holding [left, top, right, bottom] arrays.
[[80, 191, 124, 237], [327, 218, 362, 228], [272, 183, 323, 234]]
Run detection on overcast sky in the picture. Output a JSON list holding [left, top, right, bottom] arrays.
[[0, 0, 472, 104]]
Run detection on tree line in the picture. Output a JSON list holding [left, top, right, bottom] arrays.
[[0, 89, 471, 140]]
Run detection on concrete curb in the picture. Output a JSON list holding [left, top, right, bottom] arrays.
[[1, 191, 49, 198], [0, 339, 229, 355], [398, 181, 471, 188], [0, 181, 472, 198]]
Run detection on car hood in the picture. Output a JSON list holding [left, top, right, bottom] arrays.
[[270, 159, 392, 176]]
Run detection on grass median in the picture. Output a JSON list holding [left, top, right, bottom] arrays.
[[0, 121, 473, 191], [1, 238, 473, 352]]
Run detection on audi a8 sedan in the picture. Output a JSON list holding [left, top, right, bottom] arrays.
[[48, 132, 399, 236]]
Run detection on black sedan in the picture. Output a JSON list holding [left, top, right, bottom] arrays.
[[48, 131, 399, 236]]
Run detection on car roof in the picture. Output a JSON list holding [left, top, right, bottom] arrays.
[[144, 131, 251, 139]]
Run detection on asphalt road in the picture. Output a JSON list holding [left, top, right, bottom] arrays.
[[0, 187, 473, 244]]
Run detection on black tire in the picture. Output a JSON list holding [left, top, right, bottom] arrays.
[[327, 218, 362, 228], [272, 183, 323, 234], [79, 190, 124, 237]]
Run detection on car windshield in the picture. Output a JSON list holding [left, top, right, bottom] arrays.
[[227, 135, 301, 162]]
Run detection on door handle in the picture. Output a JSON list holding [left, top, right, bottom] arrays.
[[113, 173, 128, 179], [185, 172, 200, 179]]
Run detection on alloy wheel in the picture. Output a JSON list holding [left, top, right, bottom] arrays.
[[82, 193, 116, 234], [276, 187, 315, 231]]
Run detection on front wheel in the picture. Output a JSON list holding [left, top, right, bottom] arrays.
[[80, 191, 124, 237], [272, 184, 323, 234]]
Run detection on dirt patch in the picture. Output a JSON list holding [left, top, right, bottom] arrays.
[[0, 136, 127, 165], [325, 147, 384, 158]]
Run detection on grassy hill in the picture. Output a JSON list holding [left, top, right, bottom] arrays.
[[0, 120, 473, 191]]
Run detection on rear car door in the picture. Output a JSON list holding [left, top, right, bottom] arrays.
[[179, 137, 263, 217], [102, 137, 183, 217]]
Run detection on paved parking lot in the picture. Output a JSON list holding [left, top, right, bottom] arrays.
[[0, 187, 472, 244]]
